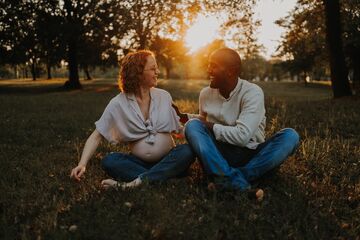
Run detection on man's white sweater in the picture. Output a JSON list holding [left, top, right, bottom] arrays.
[[196, 78, 266, 149]]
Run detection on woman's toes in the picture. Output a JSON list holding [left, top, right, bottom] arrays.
[[101, 179, 118, 189]]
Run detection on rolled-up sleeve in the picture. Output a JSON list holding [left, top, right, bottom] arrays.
[[95, 102, 120, 144], [213, 88, 265, 147]]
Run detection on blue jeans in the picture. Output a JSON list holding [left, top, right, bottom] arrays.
[[184, 119, 300, 190], [101, 144, 195, 182]]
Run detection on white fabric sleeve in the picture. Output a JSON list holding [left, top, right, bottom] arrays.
[[213, 88, 265, 147], [94, 101, 121, 144], [186, 113, 203, 119]]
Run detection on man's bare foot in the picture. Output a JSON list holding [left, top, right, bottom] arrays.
[[247, 188, 264, 202], [101, 177, 143, 190], [207, 182, 217, 191]]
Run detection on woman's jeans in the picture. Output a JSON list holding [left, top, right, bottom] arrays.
[[184, 119, 300, 190], [101, 144, 195, 182]]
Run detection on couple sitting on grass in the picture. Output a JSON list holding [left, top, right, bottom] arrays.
[[70, 48, 300, 201]]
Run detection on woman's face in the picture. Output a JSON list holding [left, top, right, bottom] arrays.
[[141, 55, 159, 89]]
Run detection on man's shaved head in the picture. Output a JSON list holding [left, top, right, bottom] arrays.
[[210, 48, 242, 76]]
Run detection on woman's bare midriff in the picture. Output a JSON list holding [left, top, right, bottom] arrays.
[[130, 133, 175, 162]]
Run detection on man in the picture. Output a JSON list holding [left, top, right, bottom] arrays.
[[177, 48, 299, 200]]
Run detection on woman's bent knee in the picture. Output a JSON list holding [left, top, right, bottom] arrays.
[[101, 152, 120, 171], [175, 144, 195, 163]]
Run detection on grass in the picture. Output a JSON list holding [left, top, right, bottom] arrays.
[[0, 78, 359, 239]]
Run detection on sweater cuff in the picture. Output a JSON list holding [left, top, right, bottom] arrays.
[[213, 123, 223, 141], [187, 113, 200, 119]]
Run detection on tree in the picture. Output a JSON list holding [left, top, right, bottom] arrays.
[[342, 0, 360, 94], [201, 0, 260, 58], [0, 0, 40, 80], [322, 0, 352, 97], [39, 0, 132, 89], [150, 37, 188, 79], [120, 0, 195, 50], [277, 0, 356, 97], [35, 7, 66, 79], [276, 1, 327, 82], [241, 55, 271, 81]]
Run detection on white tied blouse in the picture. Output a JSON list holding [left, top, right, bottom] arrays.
[[95, 88, 181, 144]]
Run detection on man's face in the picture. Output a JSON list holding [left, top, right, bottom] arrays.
[[207, 56, 227, 89]]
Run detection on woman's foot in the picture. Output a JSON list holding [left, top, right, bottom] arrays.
[[101, 177, 143, 190], [101, 179, 118, 190], [122, 177, 142, 189]]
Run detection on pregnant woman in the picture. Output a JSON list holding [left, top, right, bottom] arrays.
[[70, 50, 194, 189]]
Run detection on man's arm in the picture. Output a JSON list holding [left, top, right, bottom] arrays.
[[172, 103, 206, 124], [212, 89, 265, 147]]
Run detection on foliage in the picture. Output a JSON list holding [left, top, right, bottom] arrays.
[[201, 0, 261, 58], [0, 79, 359, 239], [120, 0, 190, 50], [276, 1, 327, 79], [150, 37, 189, 79], [0, 0, 264, 84], [241, 55, 271, 81], [277, 0, 359, 94], [0, 0, 41, 79], [187, 39, 226, 79]]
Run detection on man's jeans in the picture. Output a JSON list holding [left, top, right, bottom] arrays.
[[101, 144, 195, 182], [184, 119, 300, 190]]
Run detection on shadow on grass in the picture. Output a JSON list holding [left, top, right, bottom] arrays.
[[0, 83, 119, 95], [39, 172, 349, 240]]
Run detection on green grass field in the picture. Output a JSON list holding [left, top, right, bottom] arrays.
[[0, 79, 359, 239]]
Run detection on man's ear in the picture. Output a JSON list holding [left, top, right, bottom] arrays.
[[227, 67, 237, 78]]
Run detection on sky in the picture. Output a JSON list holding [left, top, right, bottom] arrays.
[[254, 0, 297, 58], [184, 0, 297, 58]]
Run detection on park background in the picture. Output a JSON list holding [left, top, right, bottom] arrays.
[[0, 0, 359, 239]]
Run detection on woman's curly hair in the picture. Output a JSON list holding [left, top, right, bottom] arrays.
[[118, 50, 154, 94]]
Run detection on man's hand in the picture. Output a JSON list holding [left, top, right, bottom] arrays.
[[201, 120, 214, 132], [70, 165, 86, 181], [172, 103, 189, 124]]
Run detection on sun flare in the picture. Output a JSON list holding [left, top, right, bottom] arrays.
[[185, 14, 222, 53]]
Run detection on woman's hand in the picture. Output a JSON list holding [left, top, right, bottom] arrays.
[[70, 165, 86, 181], [69, 130, 102, 182]]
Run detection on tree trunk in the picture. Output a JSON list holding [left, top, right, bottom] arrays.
[[139, 38, 146, 49], [352, 52, 360, 95], [31, 60, 36, 81], [64, 39, 81, 89], [46, 62, 52, 80], [165, 67, 170, 79], [323, 0, 352, 97], [13, 66, 18, 78], [22, 67, 26, 78], [84, 65, 92, 80], [63, 0, 81, 89]]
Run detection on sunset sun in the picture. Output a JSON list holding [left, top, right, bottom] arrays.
[[185, 14, 222, 53]]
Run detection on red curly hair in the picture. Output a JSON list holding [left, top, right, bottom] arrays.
[[118, 50, 154, 94]]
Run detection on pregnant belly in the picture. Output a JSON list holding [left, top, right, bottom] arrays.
[[130, 133, 175, 162]]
